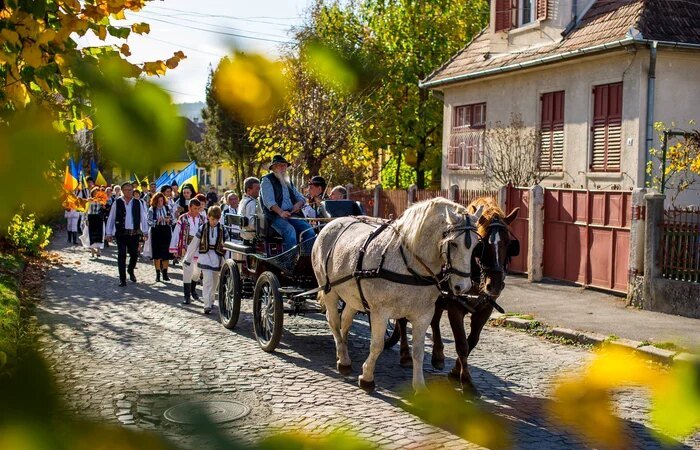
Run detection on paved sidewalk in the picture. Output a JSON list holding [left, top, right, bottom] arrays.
[[498, 275, 700, 349]]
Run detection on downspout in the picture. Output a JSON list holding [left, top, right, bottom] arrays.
[[562, 0, 578, 36], [644, 41, 657, 187]]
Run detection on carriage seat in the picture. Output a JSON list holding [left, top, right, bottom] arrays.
[[224, 241, 256, 254], [255, 202, 283, 242], [321, 200, 364, 218]]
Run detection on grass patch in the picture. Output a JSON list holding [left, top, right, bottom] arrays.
[[650, 341, 687, 353], [0, 252, 25, 374], [604, 335, 620, 343], [504, 312, 535, 320]]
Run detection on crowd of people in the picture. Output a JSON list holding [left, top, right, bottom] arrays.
[[64, 154, 350, 315]]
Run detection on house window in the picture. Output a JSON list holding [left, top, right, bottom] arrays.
[[448, 103, 486, 170], [590, 82, 623, 172], [217, 168, 222, 186], [495, 0, 547, 32], [539, 91, 565, 171]]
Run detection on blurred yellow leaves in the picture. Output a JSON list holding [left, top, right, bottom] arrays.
[[213, 52, 287, 125], [408, 381, 511, 449], [143, 60, 166, 76], [303, 42, 359, 94], [549, 347, 700, 448], [1, 28, 20, 46], [0, 108, 67, 224]]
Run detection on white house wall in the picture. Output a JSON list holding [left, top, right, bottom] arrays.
[[440, 50, 645, 191]]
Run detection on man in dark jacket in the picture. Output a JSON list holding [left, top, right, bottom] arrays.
[[259, 155, 313, 250]]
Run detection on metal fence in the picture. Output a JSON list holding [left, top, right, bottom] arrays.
[[661, 207, 700, 283], [456, 188, 499, 208]]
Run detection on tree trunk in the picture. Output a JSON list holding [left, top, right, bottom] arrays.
[[394, 152, 402, 189], [416, 137, 426, 189]]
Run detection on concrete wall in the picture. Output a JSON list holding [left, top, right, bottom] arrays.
[[440, 50, 645, 191]]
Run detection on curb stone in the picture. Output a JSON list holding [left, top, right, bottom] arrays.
[[489, 315, 697, 367]]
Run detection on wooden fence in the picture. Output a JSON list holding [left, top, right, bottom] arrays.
[[661, 207, 700, 283], [349, 186, 499, 219]]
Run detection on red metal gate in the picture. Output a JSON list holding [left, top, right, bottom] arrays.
[[543, 188, 631, 292], [505, 185, 529, 274]]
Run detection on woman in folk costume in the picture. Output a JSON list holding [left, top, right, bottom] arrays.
[[183, 205, 225, 315], [148, 192, 173, 283], [169, 197, 204, 304], [80, 187, 106, 258]]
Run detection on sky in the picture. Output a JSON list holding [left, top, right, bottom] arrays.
[[81, 0, 314, 103]]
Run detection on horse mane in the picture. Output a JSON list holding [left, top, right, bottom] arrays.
[[467, 197, 506, 236], [395, 197, 469, 254]]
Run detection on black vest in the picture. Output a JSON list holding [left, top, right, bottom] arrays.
[[115, 198, 141, 236], [261, 173, 300, 221]]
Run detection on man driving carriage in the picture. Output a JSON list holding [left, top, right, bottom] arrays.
[[260, 154, 314, 250]]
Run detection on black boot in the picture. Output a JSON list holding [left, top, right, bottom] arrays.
[[155, 270, 161, 283], [182, 283, 191, 304], [190, 281, 200, 301], [162, 268, 170, 281]]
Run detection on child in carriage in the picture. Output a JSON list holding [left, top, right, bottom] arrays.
[[183, 205, 226, 315]]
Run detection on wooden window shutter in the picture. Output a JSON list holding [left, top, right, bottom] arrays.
[[591, 83, 622, 172], [539, 91, 564, 171], [536, 0, 548, 20], [495, 0, 516, 32]]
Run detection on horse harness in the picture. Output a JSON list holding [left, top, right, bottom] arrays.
[[322, 216, 480, 311]]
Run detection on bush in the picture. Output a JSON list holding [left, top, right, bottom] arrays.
[[6, 210, 52, 256]]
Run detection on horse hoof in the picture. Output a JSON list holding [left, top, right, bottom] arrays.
[[399, 356, 413, 368], [447, 369, 460, 383], [337, 362, 353, 376], [431, 357, 445, 370], [358, 377, 376, 393]]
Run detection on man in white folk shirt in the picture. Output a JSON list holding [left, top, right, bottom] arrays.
[[106, 182, 149, 287]]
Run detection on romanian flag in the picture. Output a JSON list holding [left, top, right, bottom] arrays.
[[90, 159, 108, 186], [63, 157, 79, 191], [173, 161, 198, 193]]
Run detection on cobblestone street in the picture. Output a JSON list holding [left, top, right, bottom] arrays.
[[37, 240, 699, 449]]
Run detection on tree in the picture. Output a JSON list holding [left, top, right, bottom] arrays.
[[360, 0, 489, 188], [481, 114, 544, 188], [0, 0, 186, 224], [187, 65, 260, 194], [647, 121, 700, 205]]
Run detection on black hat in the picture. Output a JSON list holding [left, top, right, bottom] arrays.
[[268, 154, 291, 169], [308, 176, 326, 188]]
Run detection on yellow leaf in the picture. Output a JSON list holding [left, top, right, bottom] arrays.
[[34, 77, 51, 93], [21, 44, 43, 67], [173, 50, 186, 60], [6, 80, 29, 107], [36, 29, 56, 45], [97, 25, 107, 40], [113, 10, 127, 20], [1, 29, 20, 46], [60, 0, 81, 10], [131, 22, 150, 34], [119, 43, 131, 56], [143, 60, 166, 76]]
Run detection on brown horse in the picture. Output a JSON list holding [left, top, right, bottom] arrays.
[[396, 197, 519, 396]]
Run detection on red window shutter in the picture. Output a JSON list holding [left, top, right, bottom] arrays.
[[495, 0, 515, 32], [591, 83, 622, 172], [540, 91, 564, 171], [536, 0, 548, 20]]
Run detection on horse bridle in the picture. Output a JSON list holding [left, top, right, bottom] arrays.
[[440, 215, 480, 283], [473, 217, 520, 275]]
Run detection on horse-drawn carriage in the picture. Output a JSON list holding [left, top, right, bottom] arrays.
[[217, 200, 400, 352]]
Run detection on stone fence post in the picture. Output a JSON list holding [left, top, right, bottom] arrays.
[[627, 188, 647, 305], [497, 185, 508, 211], [642, 193, 665, 308], [408, 184, 418, 206], [528, 185, 544, 282], [373, 184, 382, 218]]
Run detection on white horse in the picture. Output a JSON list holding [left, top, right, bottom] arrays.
[[311, 198, 483, 393]]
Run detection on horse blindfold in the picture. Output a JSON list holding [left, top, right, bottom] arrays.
[[507, 239, 520, 257]]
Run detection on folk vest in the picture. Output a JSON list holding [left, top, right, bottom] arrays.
[[199, 223, 225, 256], [260, 173, 300, 221], [115, 197, 141, 236]]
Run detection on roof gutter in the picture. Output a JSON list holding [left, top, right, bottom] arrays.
[[420, 38, 700, 90]]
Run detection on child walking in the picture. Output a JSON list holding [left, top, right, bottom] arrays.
[[64, 208, 80, 244], [183, 206, 225, 315]]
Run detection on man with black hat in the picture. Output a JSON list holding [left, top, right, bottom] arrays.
[[303, 175, 328, 218], [259, 154, 314, 250]]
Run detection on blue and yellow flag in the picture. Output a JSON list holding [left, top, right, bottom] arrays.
[[90, 159, 108, 186], [63, 157, 79, 191], [173, 161, 198, 193]]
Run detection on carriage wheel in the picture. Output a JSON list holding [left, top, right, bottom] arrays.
[[384, 318, 400, 349], [253, 271, 284, 352], [218, 261, 242, 330]]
